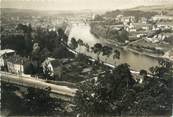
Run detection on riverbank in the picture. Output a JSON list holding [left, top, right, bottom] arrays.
[[126, 46, 161, 59], [67, 24, 160, 71], [128, 47, 173, 62], [98, 37, 173, 63], [99, 37, 161, 59], [88, 23, 173, 62]]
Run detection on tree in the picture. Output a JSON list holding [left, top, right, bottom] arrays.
[[139, 69, 148, 83], [24, 62, 35, 75], [102, 46, 112, 62], [24, 88, 65, 115], [74, 63, 136, 116], [77, 39, 84, 46], [94, 15, 104, 21], [74, 75, 114, 116], [75, 62, 172, 116], [140, 69, 148, 77], [149, 59, 172, 78], [39, 48, 51, 62], [32, 43, 40, 55], [53, 45, 73, 59], [84, 43, 90, 52], [113, 63, 135, 88], [57, 28, 64, 39], [62, 34, 68, 44], [70, 37, 78, 50], [113, 50, 120, 59], [77, 39, 84, 52], [118, 29, 129, 43], [149, 66, 156, 75], [91, 43, 103, 61], [113, 49, 120, 65]]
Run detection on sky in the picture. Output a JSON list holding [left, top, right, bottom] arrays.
[[1, 0, 173, 10]]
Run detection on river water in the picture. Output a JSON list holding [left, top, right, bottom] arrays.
[[68, 24, 159, 71]]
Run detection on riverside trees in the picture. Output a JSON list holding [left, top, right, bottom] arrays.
[[91, 43, 120, 64], [74, 63, 136, 116], [74, 59, 173, 116]]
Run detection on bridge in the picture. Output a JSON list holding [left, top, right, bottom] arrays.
[[0, 71, 77, 102]]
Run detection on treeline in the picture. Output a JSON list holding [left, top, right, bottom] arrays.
[[1, 83, 68, 116], [74, 59, 173, 116], [90, 23, 129, 43], [103, 10, 158, 18], [1, 34, 32, 56], [2, 23, 74, 75]]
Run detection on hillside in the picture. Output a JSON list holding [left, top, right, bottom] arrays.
[[131, 4, 173, 11], [130, 4, 173, 16], [103, 4, 173, 18]]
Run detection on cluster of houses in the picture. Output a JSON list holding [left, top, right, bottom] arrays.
[[145, 32, 173, 43], [0, 49, 63, 78], [41, 55, 95, 82], [0, 49, 29, 74], [110, 13, 173, 44], [0, 49, 95, 82]]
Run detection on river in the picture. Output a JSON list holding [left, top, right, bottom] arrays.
[[68, 24, 159, 71]]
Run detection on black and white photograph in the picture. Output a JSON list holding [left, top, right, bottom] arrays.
[[0, 0, 173, 116]]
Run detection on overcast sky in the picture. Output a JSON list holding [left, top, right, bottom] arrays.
[[1, 0, 173, 10]]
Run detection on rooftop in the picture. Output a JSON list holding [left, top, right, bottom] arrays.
[[0, 49, 15, 57]]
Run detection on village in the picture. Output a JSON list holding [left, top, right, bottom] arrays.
[[1, 4, 173, 116], [90, 10, 173, 60]]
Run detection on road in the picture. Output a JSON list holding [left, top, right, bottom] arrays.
[[0, 71, 77, 99]]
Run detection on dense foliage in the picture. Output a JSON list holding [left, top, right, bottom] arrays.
[[90, 23, 129, 43], [1, 83, 68, 116], [74, 60, 173, 116]]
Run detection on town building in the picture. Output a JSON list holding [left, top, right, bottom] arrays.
[[152, 15, 173, 21], [126, 23, 152, 32], [6, 54, 28, 74], [157, 21, 173, 30], [42, 58, 74, 79], [0, 49, 15, 69]]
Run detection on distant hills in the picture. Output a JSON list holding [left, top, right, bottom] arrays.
[[103, 4, 173, 18], [1, 8, 105, 17], [1, 4, 173, 17], [130, 4, 173, 16], [130, 4, 173, 11], [1, 8, 79, 16]]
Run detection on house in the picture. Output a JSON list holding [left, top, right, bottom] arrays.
[[126, 22, 152, 32], [0, 49, 15, 57], [42, 57, 56, 77], [140, 17, 148, 24], [152, 25, 160, 31], [152, 15, 173, 21], [6, 54, 28, 74], [0, 49, 15, 68], [157, 21, 173, 30], [111, 24, 124, 31], [42, 58, 74, 79], [42, 57, 74, 79], [122, 16, 135, 24], [145, 32, 171, 43], [145, 37, 159, 43], [133, 23, 152, 31], [116, 15, 123, 22]]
